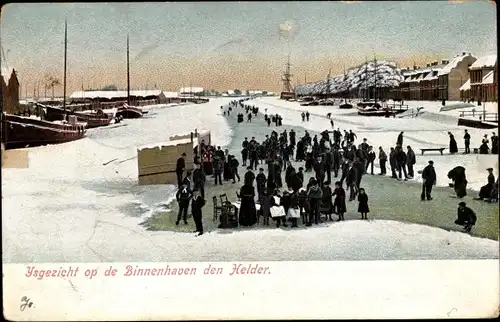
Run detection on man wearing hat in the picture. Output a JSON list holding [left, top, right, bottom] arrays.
[[455, 202, 476, 233], [421, 160, 436, 201], [176, 152, 187, 189], [191, 188, 206, 236]]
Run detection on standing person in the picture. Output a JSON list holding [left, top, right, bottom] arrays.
[[306, 178, 323, 226], [406, 145, 416, 178], [378, 147, 387, 175], [332, 146, 341, 178], [332, 181, 346, 221], [255, 168, 267, 198], [192, 163, 206, 198], [241, 146, 248, 167], [306, 111, 310, 121], [346, 163, 358, 201], [340, 160, 350, 185], [421, 160, 436, 201], [395, 146, 408, 180], [191, 188, 206, 236], [454, 202, 477, 233], [175, 184, 192, 226], [288, 190, 301, 227], [389, 147, 397, 178], [448, 132, 458, 154], [463, 130, 471, 154], [250, 144, 259, 170], [397, 131, 404, 147], [244, 166, 256, 186], [491, 132, 499, 154], [258, 188, 272, 225], [301, 112, 305, 122], [367, 146, 376, 175], [239, 183, 257, 227], [230, 155, 240, 184], [213, 156, 223, 186], [357, 188, 370, 220], [176, 153, 186, 189], [182, 171, 192, 190], [313, 156, 326, 187]]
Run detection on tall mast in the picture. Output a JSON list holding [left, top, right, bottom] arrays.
[[326, 68, 332, 97], [374, 54, 377, 103], [63, 19, 67, 111], [281, 54, 293, 92], [127, 34, 130, 105], [364, 56, 368, 101]]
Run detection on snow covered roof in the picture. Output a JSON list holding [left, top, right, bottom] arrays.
[[438, 53, 475, 76], [162, 91, 179, 98], [459, 79, 470, 91], [423, 71, 438, 81], [295, 60, 404, 95], [469, 54, 497, 70], [137, 138, 196, 150], [482, 70, 494, 84], [1, 67, 15, 84], [179, 87, 204, 93], [69, 90, 163, 99]]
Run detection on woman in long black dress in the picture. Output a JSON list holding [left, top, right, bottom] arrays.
[[357, 188, 370, 220], [239, 184, 257, 226], [448, 132, 458, 154], [332, 181, 347, 221]]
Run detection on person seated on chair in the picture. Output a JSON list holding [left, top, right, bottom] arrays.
[[454, 202, 476, 233], [477, 168, 495, 200]]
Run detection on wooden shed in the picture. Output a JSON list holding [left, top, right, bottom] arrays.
[[137, 129, 211, 185]]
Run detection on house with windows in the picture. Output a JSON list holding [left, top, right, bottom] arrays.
[[468, 54, 497, 102], [437, 52, 476, 101]]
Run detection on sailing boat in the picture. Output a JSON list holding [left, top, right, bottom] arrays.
[[43, 21, 112, 128], [357, 57, 392, 116], [116, 35, 143, 119], [339, 65, 353, 109], [2, 20, 87, 150]]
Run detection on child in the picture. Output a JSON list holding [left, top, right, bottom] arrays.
[[270, 195, 287, 228], [259, 188, 272, 225], [332, 181, 346, 221], [288, 190, 301, 228], [357, 187, 369, 220]]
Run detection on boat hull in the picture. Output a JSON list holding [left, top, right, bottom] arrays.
[[117, 105, 143, 119], [339, 104, 353, 109], [2, 113, 86, 149], [457, 118, 498, 129], [43, 104, 112, 128]]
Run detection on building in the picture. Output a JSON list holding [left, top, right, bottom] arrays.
[[437, 52, 476, 101], [69, 90, 165, 105], [468, 54, 497, 102], [179, 87, 204, 97], [1, 68, 20, 114]]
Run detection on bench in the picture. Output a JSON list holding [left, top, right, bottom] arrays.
[[420, 148, 446, 155]]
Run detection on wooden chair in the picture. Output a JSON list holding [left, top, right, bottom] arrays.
[[213, 196, 223, 221], [219, 193, 230, 206]]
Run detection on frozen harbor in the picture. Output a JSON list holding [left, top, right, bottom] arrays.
[[2, 97, 498, 263]]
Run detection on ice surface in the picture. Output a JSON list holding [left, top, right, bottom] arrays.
[[2, 97, 498, 262]]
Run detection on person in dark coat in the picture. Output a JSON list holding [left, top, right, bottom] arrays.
[[421, 160, 436, 201], [285, 165, 296, 190], [175, 184, 192, 225], [447, 166, 467, 198], [455, 202, 476, 232], [313, 156, 326, 187], [321, 183, 334, 221], [406, 146, 416, 178], [389, 147, 397, 178], [340, 160, 350, 185], [479, 135, 490, 154], [288, 190, 300, 227], [357, 187, 370, 220], [463, 130, 471, 154], [367, 146, 376, 175], [298, 188, 310, 224], [192, 163, 206, 198], [191, 188, 206, 236], [239, 184, 257, 226], [491, 132, 498, 154], [182, 170, 192, 190], [397, 131, 404, 147], [258, 187, 272, 225], [395, 146, 408, 180], [448, 132, 458, 154], [255, 168, 267, 198], [332, 147, 342, 177], [306, 178, 323, 226], [244, 166, 256, 186], [213, 156, 223, 185], [229, 155, 240, 184], [223, 150, 232, 181], [477, 168, 495, 200], [176, 153, 186, 189], [346, 163, 358, 201], [332, 181, 346, 221], [378, 147, 388, 175], [274, 160, 283, 188], [353, 157, 365, 189], [280, 191, 291, 224]]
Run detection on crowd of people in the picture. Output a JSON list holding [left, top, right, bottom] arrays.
[[172, 99, 498, 236]]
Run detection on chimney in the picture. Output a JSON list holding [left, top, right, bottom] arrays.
[[426, 63, 430, 67], [441, 60, 447, 65], [462, 52, 466, 55]]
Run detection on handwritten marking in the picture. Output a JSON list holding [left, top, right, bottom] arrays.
[[20, 296, 34, 311], [447, 308, 457, 317]]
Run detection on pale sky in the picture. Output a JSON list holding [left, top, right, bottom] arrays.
[[0, 1, 497, 95]]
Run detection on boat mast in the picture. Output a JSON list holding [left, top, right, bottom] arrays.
[[63, 19, 67, 112], [281, 54, 293, 93], [364, 56, 368, 101], [374, 55, 377, 104], [326, 68, 331, 98], [127, 34, 130, 105]]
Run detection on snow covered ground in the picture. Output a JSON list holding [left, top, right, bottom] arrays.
[[250, 97, 498, 192], [2, 97, 498, 263]]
